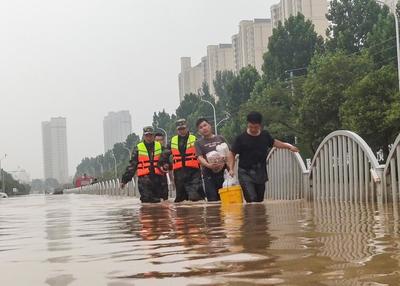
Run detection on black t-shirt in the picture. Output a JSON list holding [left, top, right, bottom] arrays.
[[231, 130, 274, 170]]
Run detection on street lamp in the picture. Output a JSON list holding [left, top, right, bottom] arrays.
[[376, 0, 400, 91], [96, 158, 104, 179], [122, 144, 132, 159], [216, 111, 231, 128], [0, 154, 7, 193], [200, 98, 218, 135], [111, 151, 118, 178], [154, 120, 168, 144]]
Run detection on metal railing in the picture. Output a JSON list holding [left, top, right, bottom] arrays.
[[308, 131, 384, 203], [384, 133, 400, 203], [65, 130, 400, 205], [266, 148, 309, 200]]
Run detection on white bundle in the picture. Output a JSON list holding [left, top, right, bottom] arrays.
[[216, 143, 229, 158], [206, 151, 224, 164]]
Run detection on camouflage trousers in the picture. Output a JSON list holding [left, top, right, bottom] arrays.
[[138, 174, 168, 203]]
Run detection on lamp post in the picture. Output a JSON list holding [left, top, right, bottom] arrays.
[[111, 151, 117, 179], [216, 111, 231, 128], [122, 144, 132, 159], [155, 120, 168, 145], [200, 98, 218, 135], [0, 154, 7, 193], [96, 158, 104, 179], [376, 0, 400, 91]]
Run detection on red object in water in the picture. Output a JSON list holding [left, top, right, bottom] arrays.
[[75, 174, 94, 187]]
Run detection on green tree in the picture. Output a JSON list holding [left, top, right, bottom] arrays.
[[340, 65, 400, 154], [326, 0, 386, 53], [298, 52, 372, 151], [262, 13, 323, 84], [365, 10, 396, 68], [218, 66, 261, 141]]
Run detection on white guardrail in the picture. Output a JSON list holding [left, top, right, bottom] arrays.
[[65, 130, 400, 204]]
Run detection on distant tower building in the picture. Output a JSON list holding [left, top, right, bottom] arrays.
[[103, 110, 132, 152], [41, 117, 69, 184], [232, 19, 273, 73], [270, 0, 329, 37]]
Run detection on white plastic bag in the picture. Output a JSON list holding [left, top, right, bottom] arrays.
[[216, 142, 229, 157], [222, 170, 239, 188], [206, 150, 224, 164]]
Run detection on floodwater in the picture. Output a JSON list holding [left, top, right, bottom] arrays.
[[1, 195, 400, 286]]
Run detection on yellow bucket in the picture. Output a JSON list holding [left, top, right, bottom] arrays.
[[218, 185, 243, 204]]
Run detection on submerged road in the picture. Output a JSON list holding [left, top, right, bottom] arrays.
[[1, 194, 400, 285]]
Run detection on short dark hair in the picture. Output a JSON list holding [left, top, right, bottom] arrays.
[[196, 117, 210, 128], [154, 132, 164, 137], [247, 111, 263, 124]]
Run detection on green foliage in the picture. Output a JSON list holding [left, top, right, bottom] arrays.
[[0, 171, 30, 195], [262, 13, 323, 84], [326, 0, 387, 53], [74, 131, 141, 181], [340, 65, 400, 154], [365, 11, 396, 68], [298, 53, 372, 151]]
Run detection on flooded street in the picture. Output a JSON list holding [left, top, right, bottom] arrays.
[[1, 195, 400, 285]]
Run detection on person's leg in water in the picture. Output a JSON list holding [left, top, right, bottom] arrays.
[[158, 175, 169, 200], [185, 169, 205, 201], [255, 183, 266, 202], [138, 176, 160, 203], [203, 172, 223, 201], [238, 169, 258, 203], [174, 170, 188, 202]]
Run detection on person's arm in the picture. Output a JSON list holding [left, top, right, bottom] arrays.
[[120, 148, 139, 187], [228, 135, 240, 177], [227, 151, 236, 177], [158, 147, 172, 172], [273, 139, 299, 152]]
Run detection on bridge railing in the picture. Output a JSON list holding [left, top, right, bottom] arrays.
[[266, 148, 309, 200], [383, 133, 400, 203], [63, 179, 138, 197], [265, 130, 398, 203], [64, 130, 400, 204], [308, 131, 385, 203]]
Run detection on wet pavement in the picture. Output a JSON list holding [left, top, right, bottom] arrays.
[[1, 194, 400, 285]]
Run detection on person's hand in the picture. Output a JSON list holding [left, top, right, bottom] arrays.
[[210, 162, 224, 173], [120, 183, 125, 189], [228, 169, 235, 177], [289, 145, 299, 153], [161, 163, 169, 173]]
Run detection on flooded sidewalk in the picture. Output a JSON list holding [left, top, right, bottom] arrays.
[[1, 194, 400, 285]]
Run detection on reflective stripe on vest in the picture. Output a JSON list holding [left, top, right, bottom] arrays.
[[137, 141, 162, 176], [171, 134, 199, 170]]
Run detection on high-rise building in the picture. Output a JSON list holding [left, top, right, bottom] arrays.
[[382, 0, 396, 12], [232, 19, 272, 73], [103, 110, 132, 152], [42, 117, 69, 184], [178, 57, 206, 102], [270, 0, 329, 37], [178, 44, 235, 101], [206, 44, 235, 94]]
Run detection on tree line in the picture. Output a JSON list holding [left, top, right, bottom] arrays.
[[75, 0, 400, 180]]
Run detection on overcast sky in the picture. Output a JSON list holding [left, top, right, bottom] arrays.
[[0, 0, 275, 179]]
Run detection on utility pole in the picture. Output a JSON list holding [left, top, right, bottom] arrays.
[[200, 98, 218, 135], [111, 151, 117, 178], [0, 154, 7, 193]]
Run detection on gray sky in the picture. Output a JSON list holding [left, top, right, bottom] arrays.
[[0, 0, 275, 179]]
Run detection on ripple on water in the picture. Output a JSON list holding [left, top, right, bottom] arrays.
[[2, 195, 400, 285]]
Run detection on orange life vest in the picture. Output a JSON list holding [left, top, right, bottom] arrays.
[[137, 141, 163, 177], [171, 134, 200, 170]]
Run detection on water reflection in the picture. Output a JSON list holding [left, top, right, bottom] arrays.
[[2, 195, 400, 285]]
